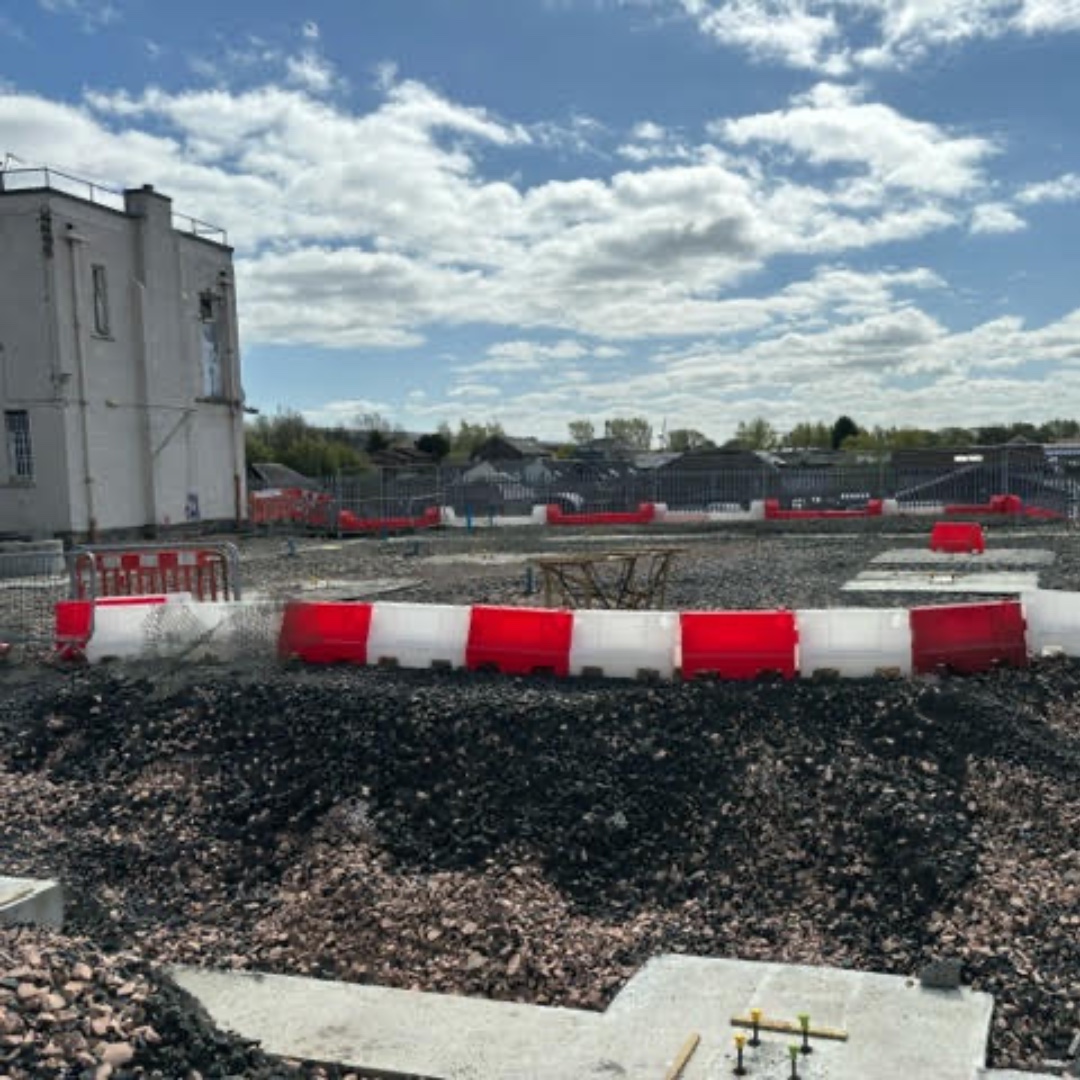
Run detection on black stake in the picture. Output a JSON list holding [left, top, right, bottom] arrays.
[[749, 1007, 762, 1047], [789, 1043, 800, 1079], [734, 1031, 748, 1076]]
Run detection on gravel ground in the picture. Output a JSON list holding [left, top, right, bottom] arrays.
[[1, 521, 1078, 1077]]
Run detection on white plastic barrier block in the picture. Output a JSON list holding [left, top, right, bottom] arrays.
[[84, 595, 189, 662], [368, 602, 471, 669], [882, 499, 900, 516], [653, 503, 669, 522], [796, 608, 912, 677], [570, 609, 679, 680], [749, 500, 766, 521], [531, 505, 549, 525], [1022, 589, 1080, 656]]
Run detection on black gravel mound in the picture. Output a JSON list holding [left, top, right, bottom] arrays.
[[2, 661, 1078, 1072]]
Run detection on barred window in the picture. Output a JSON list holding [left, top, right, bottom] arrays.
[[92, 263, 110, 336], [4, 410, 33, 482]]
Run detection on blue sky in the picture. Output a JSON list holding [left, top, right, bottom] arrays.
[[3, 0, 1080, 443]]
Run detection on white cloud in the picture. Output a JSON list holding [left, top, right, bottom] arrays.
[[37, 0, 119, 32], [970, 202, 1027, 234], [673, 1, 1080, 73], [1016, 172, 1080, 204], [719, 82, 996, 197], [285, 49, 341, 95], [6, 71, 1075, 439], [681, 0, 847, 73], [302, 20, 320, 40]]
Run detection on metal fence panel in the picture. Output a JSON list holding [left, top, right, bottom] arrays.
[[0, 551, 77, 657]]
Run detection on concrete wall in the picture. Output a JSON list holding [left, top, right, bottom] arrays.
[[0, 184, 246, 537], [0, 195, 73, 536]]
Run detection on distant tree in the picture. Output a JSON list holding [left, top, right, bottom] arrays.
[[975, 424, 1010, 445], [785, 421, 832, 449], [831, 415, 860, 450], [733, 416, 778, 451], [1037, 418, 1080, 442], [604, 416, 652, 450], [416, 432, 451, 460], [667, 428, 715, 452], [568, 419, 595, 444], [841, 427, 890, 455], [452, 419, 504, 456], [244, 410, 365, 476], [354, 411, 393, 435], [365, 428, 391, 454]]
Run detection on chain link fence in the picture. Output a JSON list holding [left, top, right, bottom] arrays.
[[247, 452, 1078, 531]]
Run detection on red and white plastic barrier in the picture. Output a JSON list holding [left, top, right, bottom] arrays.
[[58, 591, 1080, 679]]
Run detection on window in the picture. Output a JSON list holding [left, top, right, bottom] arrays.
[[4, 410, 33, 482], [92, 264, 110, 336], [201, 321, 224, 398]]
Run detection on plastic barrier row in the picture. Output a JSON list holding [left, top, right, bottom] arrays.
[[268, 597, 1047, 680], [62, 590, 1080, 678]]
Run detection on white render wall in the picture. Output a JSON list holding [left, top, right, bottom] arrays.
[[0, 184, 245, 537]]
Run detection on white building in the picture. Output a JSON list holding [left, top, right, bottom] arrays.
[[0, 168, 246, 539]]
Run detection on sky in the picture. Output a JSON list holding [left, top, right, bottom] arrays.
[[2, 0, 1079, 444]]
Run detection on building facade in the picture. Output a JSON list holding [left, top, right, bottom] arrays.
[[0, 170, 246, 539]]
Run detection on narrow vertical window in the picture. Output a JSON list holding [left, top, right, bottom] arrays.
[[199, 290, 224, 398], [92, 264, 110, 336], [4, 410, 34, 482]]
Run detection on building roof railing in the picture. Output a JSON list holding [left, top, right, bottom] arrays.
[[0, 166, 228, 246]]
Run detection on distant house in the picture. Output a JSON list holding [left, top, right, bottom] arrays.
[[470, 435, 554, 462]]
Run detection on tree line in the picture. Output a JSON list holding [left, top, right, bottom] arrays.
[[247, 409, 1080, 476]]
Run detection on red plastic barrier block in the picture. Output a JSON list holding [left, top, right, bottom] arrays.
[[545, 503, 656, 527], [55, 600, 93, 654], [930, 522, 985, 553], [54, 596, 168, 658], [278, 601, 373, 663], [866, 499, 884, 516], [466, 605, 573, 676], [679, 611, 798, 680], [910, 601, 1027, 675], [763, 499, 781, 520], [989, 494, 1023, 515]]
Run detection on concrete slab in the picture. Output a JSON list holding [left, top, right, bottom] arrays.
[[173, 954, 998, 1080], [0, 875, 64, 928], [871, 549, 1054, 567], [843, 571, 1040, 594]]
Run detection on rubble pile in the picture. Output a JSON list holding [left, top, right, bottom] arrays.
[[2, 660, 1078, 1073], [0, 925, 351, 1079]]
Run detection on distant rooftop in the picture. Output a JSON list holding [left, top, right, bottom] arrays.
[[0, 165, 228, 246]]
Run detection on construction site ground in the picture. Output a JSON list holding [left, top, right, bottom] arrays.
[[1, 519, 1078, 1078]]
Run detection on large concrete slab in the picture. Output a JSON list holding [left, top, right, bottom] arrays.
[[0, 875, 64, 928], [843, 570, 1040, 594], [172, 954, 999, 1080], [871, 549, 1054, 567]]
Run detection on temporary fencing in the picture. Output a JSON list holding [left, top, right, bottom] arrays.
[[1, 546, 72, 658], [70, 542, 242, 601]]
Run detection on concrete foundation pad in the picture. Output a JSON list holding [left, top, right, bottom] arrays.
[[871, 549, 1054, 567], [0, 874, 64, 928], [172, 954, 1002, 1080], [843, 570, 1040, 593]]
